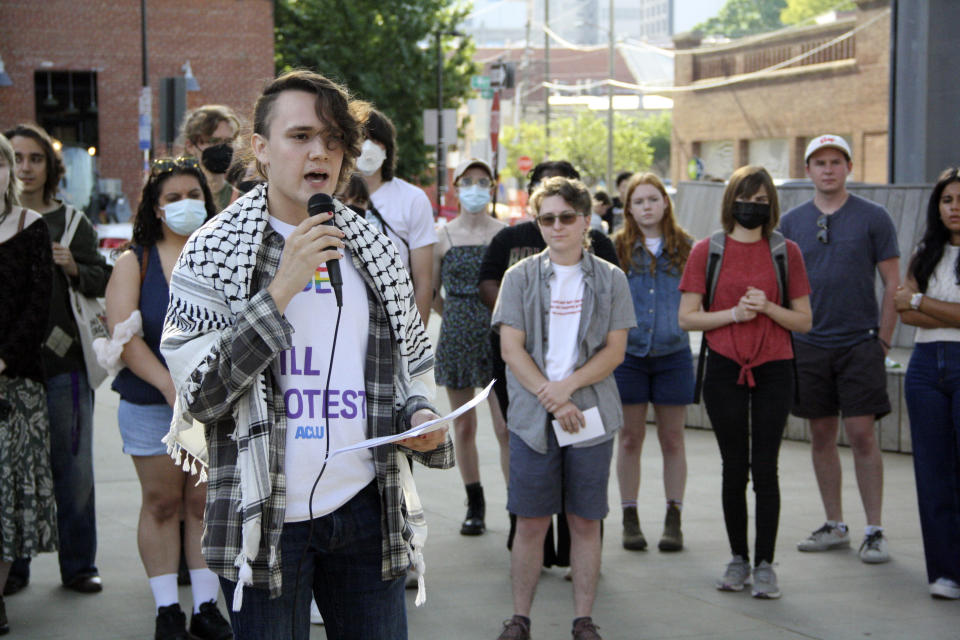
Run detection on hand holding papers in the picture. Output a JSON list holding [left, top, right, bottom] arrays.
[[551, 406, 605, 447], [329, 380, 495, 459]]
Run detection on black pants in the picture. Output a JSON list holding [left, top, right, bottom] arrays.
[[703, 352, 793, 565]]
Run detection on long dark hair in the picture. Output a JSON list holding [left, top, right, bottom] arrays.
[[908, 167, 960, 292], [4, 123, 65, 204], [131, 159, 216, 248]]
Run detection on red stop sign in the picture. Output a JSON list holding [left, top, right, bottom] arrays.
[[517, 155, 533, 173]]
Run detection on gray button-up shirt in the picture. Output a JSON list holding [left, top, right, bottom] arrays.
[[492, 249, 637, 453]]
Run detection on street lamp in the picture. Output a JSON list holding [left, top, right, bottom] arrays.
[[0, 55, 12, 87], [436, 28, 463, 211]]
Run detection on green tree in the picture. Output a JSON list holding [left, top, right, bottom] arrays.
[[693, 0, 787, 38], [781, 0, 856, 25], [501, 111, 666, 186], [275, 0, 478, 182]]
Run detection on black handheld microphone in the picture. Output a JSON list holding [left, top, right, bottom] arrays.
[[307, 193, 343, 307]]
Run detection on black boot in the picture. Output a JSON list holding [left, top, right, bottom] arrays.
[[461, 482, 486, 535]]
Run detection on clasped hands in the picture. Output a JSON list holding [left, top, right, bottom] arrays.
[[537, 379, 584, 434], [893, 284, 917, 312], [732, 286, 771, 323]]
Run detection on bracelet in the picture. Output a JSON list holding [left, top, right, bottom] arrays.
[[731, 307, 739, 324]]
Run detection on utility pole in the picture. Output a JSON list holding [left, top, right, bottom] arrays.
[[544, 0, 550, 159], [436, 31, 446, 211], [607, 0, 614, 190], [139, 0, 151, 174]]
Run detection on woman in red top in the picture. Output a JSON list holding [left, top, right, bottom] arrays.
[[678, 165, 812, 599]]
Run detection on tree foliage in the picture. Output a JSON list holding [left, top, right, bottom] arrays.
[[781, 0, 856, 25], [693, 0, 787, 38], [274, 0, 478, 182], [500, 111, 670, 186]]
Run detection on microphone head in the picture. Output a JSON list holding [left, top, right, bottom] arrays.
[[307, 193, 335, 216]]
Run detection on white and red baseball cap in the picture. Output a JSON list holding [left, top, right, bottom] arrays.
[[804, 134, 852, 163]]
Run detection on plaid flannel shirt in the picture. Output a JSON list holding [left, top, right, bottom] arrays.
[[186, 225, 453, 598]]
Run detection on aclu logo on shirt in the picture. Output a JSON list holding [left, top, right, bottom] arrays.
[[302, 266, 335, 295]]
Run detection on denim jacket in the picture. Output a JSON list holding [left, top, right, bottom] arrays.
[[624, 244, 689, 358]]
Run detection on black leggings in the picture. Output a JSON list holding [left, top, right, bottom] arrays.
[[702, 352, 793, 565]]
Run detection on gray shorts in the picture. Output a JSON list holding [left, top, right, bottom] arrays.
[[507, 425, 614, 521], [791, 338, 891, 420]]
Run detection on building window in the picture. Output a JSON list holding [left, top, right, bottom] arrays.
[[748, 138, 790, 180], [701, 140, 735, 180]]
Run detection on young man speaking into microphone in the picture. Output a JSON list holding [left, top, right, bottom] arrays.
[[161, 70, 453, 639]]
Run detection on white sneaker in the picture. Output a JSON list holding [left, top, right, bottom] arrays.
[[858, 531, 890, 564], [751, 561, 781, 599], [310, 597, 324, 625], [929, 578, 960, 600], [797, 523, 850, 552], [716, 555, 751, 592]]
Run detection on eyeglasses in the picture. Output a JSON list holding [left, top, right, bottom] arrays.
[[536, 211, 583, 227], [152, 156, 201, 176], [459, 177, 492, 188], [816, 213, 829, 244]]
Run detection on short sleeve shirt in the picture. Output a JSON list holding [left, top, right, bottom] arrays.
[[779, 194, 899, 348], [679, 236, 810, 386], [369, 177, 438, 271]]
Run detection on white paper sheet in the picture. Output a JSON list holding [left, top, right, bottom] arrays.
[[329, 379, 495, 459], [551, 406, 605, 447]]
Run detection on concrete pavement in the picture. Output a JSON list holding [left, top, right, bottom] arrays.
[[6, 349, 957, 638]]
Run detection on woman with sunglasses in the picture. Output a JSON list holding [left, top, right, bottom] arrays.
[[894, 167, 960, 600], [98, 157, 231, 639], [611, 173, 694, 553], [432, 158, 507, 536], [678, 165, 812, 599], [0, 133, 57, 635]]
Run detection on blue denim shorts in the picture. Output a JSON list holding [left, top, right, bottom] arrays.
[[508, 427, 614, 520], [117, 400, 173, 456], [614, 348, 695, 405]]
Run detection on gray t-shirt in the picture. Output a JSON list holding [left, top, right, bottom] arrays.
[[779, 193, 899, 348]]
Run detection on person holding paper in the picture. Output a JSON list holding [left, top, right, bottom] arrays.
[[492, 177, 635, 640], [160, 70, 452, 640]]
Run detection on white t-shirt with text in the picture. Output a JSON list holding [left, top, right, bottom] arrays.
[[545, 261, 584, 382], [269, 216, 375, 523]]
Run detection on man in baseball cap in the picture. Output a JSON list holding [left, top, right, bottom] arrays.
[[779, 134, 900, 566]]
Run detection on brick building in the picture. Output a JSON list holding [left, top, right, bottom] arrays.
[[669, 1, 890, 185], [0, 0, 274, 210]]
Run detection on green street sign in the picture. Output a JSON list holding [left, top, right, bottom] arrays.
[[481, 88, 494, 99], [471, 75, 491, 90]]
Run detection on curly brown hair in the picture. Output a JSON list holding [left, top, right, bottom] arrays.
[[612, 173, 692, 275], [4, 123, 65, 204]]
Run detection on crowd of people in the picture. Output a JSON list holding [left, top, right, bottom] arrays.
[[0, 67, 958, 640]]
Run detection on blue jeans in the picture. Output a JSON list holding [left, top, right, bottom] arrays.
[[904, 342, 960, 585], [219, 481, 406, 640], [12, 370, 98, 584]]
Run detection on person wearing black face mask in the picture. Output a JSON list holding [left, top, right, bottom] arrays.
[[181, 105, 241, 213], [678, 165, 813, 600]]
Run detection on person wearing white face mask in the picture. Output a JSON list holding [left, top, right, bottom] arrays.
[[97, 157, 232, 640], [432, 158, 508, 536], [360, 109, 437, 327]]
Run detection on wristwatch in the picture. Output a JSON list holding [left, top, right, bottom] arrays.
[[910, 292, 923, 310]]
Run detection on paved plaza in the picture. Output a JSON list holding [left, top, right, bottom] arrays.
[[6, 332, 958, 639]]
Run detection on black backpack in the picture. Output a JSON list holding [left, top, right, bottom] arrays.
[[692, 230, 790, 403]]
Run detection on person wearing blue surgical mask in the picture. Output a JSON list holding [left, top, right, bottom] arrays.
[[431, 158, 508, 537], [100, 157, 230, 640]]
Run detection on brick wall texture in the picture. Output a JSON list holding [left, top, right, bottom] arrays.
[[0, 0, 275, 208], [670, 5, 890, 185]]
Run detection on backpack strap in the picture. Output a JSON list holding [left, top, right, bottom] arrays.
[[694, 230, 727, 404], [366, 205, 410, 252], [60, 205, 82, 247], [768, 230, 790, 310], [16, 207, 26, 232]]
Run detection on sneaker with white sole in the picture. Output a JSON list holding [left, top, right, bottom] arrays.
[[929, 577, 960, 600], [751, 561, 781, 599], [716, 555, 751, 592], [858, 531, 890, 564], [797, 522, 850, 552]]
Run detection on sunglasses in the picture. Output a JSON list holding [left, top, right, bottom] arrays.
[[817, 213, 829, 244], [459, 176, 492, 188], [536, 211, 583, 227], [152, 156, 201, 176]]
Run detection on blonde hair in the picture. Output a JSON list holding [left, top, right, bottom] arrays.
[[0, 133, 21, 217]]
